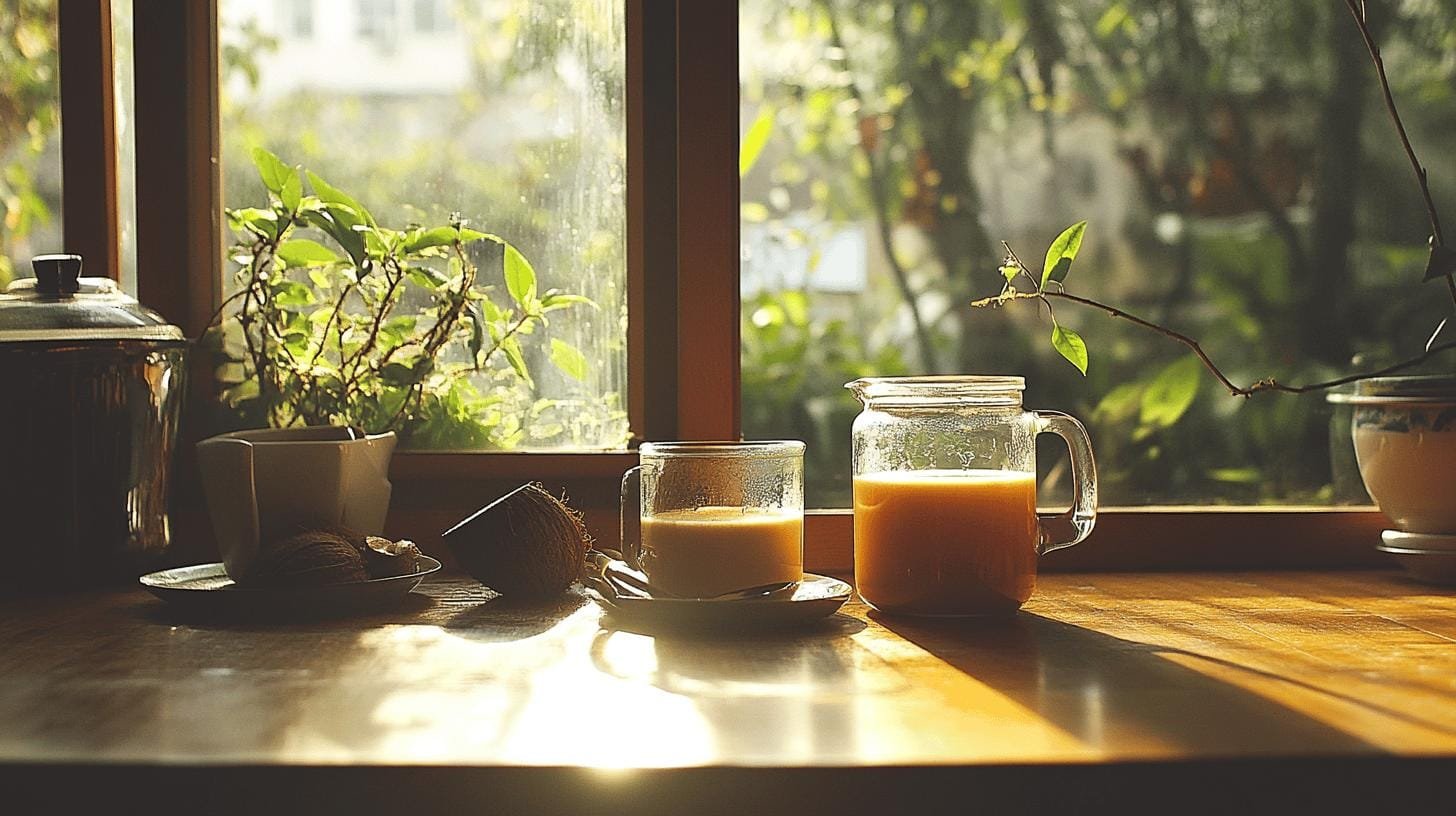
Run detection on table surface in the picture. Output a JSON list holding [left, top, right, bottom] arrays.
[[4, 570, 1456, 811]]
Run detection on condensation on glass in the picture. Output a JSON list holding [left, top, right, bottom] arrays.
[[218, 0, 628, 450], [739, 0, 1449, 507]]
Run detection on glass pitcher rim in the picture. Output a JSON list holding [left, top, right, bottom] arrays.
[[845, 375, 1025, 405]]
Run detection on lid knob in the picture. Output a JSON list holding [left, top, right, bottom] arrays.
[[31, 254, 83, 296]]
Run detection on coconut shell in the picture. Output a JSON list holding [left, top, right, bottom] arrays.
[[443, 482, 591, 599], [244, 529, 370, 587]]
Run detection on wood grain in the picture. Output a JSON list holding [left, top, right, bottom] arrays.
[[2, 571, 1455, 812]]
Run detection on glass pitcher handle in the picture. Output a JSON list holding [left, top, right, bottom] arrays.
[[1033, 411, 1098, 555], [619, 464, 643, 569]]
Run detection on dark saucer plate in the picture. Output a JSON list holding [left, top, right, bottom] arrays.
[[139, 556, 442, 614], [585, 572, 853, 630]]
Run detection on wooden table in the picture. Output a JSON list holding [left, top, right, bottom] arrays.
[[3, 571, 1455, 813]]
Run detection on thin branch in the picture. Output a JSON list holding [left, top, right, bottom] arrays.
[[974, 243, 1456, 397], [1343, 0, 1455, 307]]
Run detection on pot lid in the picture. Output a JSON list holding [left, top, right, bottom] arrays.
[[0, 255, 185, 343]]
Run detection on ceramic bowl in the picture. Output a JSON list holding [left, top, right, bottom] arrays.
[[1330, 376, 1456, 534]]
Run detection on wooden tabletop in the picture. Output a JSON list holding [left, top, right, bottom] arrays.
[[3, 571, 1456, 813]]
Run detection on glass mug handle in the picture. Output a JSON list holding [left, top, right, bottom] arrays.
[[1033, 411, 1099, 555], [618, 464, 643, 569]]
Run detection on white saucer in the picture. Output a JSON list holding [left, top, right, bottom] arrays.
[[584, 572, 853, 630], [1376, 545, 1456, 585], [1381, 529, 1456, 552]]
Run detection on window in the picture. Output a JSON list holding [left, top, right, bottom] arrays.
[[413, 0, 447, 34], [740, 0, 1455, 508], [51, 0, 1403, 565], [287, 0, 315, 39], [0, 1, 62, 287], [218, 0, 629, 451], [356, 0, 395, 40]]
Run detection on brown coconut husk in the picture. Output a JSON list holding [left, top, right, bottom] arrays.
[[240, 527, 422, 587], [245, 528, 370, 587], [444, 482, 592, 600]]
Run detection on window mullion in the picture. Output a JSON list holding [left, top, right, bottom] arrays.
[[57, 0, 120, 281], [133, 0, 219, 337]]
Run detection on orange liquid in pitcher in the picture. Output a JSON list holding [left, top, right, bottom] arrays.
[[853, 469, 1038, 615]]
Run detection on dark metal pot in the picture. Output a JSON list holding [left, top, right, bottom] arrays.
[[0, 255, 187, 590]]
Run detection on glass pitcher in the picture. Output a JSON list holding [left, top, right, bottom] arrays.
[[845, 376, 1097, 616]]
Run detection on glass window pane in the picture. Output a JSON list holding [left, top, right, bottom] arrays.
[[740, 1, 1455, 507], [218, 0, 628, 451], [0, 1, 62, 287]]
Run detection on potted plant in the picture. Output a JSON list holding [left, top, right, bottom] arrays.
[[206, 148, 595, 450]]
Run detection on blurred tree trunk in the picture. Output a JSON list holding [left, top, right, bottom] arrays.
[[1307, 5, 1371, 366], [890, 4, 996, 373]]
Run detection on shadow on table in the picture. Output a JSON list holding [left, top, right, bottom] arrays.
[[871, 611, 1388, 753]]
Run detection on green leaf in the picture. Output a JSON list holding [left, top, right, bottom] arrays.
[[1423, 241, 1456, 282], [1139, 355, 1201, 427], [272, 280, 314, 309], [501, 335, 532, 385], [550, 338, 588, 382], [1050, 323, 1088, 375], [302, 205, 367, 265], [740, 106, 775, 177], [540, 291, 596, 312], [1041, 220, 1087, 288], [403, 226, 460, 253], [251, 147, 291, 195], [227, 207, 280, 241], [407, 266, 450, 290], [279, 170, 303, 212], [276, 238, 342, 267], [1000, 264, 1019, 283], [456, 227, 502, 245], [503, 243, 537, 305], [306, 171, 374, 226]]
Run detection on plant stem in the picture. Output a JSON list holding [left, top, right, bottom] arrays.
[[1342, 0, 1455, 307]]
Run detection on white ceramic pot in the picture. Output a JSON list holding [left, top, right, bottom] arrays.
[[196, 426, 397, 580], [1332, 376, 1456, 534]]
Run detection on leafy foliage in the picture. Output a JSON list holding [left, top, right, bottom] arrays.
[[209, 149, 595, 449]]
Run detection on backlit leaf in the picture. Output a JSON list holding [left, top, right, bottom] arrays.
[[276, 238, 341, 267], [501, 335, 532, 385], [1042, 220, 1087, 288], [1139, 355, 1201, 428], [1050, 323, 1088, 375], [504, 243, 537, 305], [306, 171, 374, 226], [251, 146, 291, 195], [740, 106, 775, 177], [550, 338, 588, 382]]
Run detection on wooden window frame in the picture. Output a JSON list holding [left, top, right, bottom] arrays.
[[54, 0, 1389, 572]]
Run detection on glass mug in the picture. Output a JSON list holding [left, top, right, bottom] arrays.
[[846, 376, 1097, 616], [620, 441, 805, 598]]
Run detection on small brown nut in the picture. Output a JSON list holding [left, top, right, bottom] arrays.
[[362, 536, 422, 579], [245, 529, 369, 587]]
